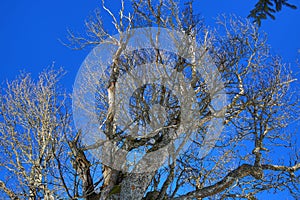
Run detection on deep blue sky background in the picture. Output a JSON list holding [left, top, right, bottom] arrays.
[[1, 0, 299, 86], [0, 0, 299, 199]]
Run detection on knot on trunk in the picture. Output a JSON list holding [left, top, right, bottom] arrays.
[[250, 166, 263, 179]]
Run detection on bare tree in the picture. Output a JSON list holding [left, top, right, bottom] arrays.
[[0, 68, 73, 199], [0, 1, 299, 200], [68, 1, 300, 199]]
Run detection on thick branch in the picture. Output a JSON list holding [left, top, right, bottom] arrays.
[[68, 134, 99, 200], [262, 163, 300, 176], [173, 164, 261, 200], [174, 162, 300, 199]]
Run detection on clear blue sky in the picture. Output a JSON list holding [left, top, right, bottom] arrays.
[[0, 0, 299, 199], [0, 0, 299, 85]]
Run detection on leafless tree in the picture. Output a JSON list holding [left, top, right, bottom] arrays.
[[0, 0, 299, 200], [0, 69, 73, 199]]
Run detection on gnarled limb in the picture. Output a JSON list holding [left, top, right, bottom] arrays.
[[68, 132, 100, 200], [173, 163, 300, 199]]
